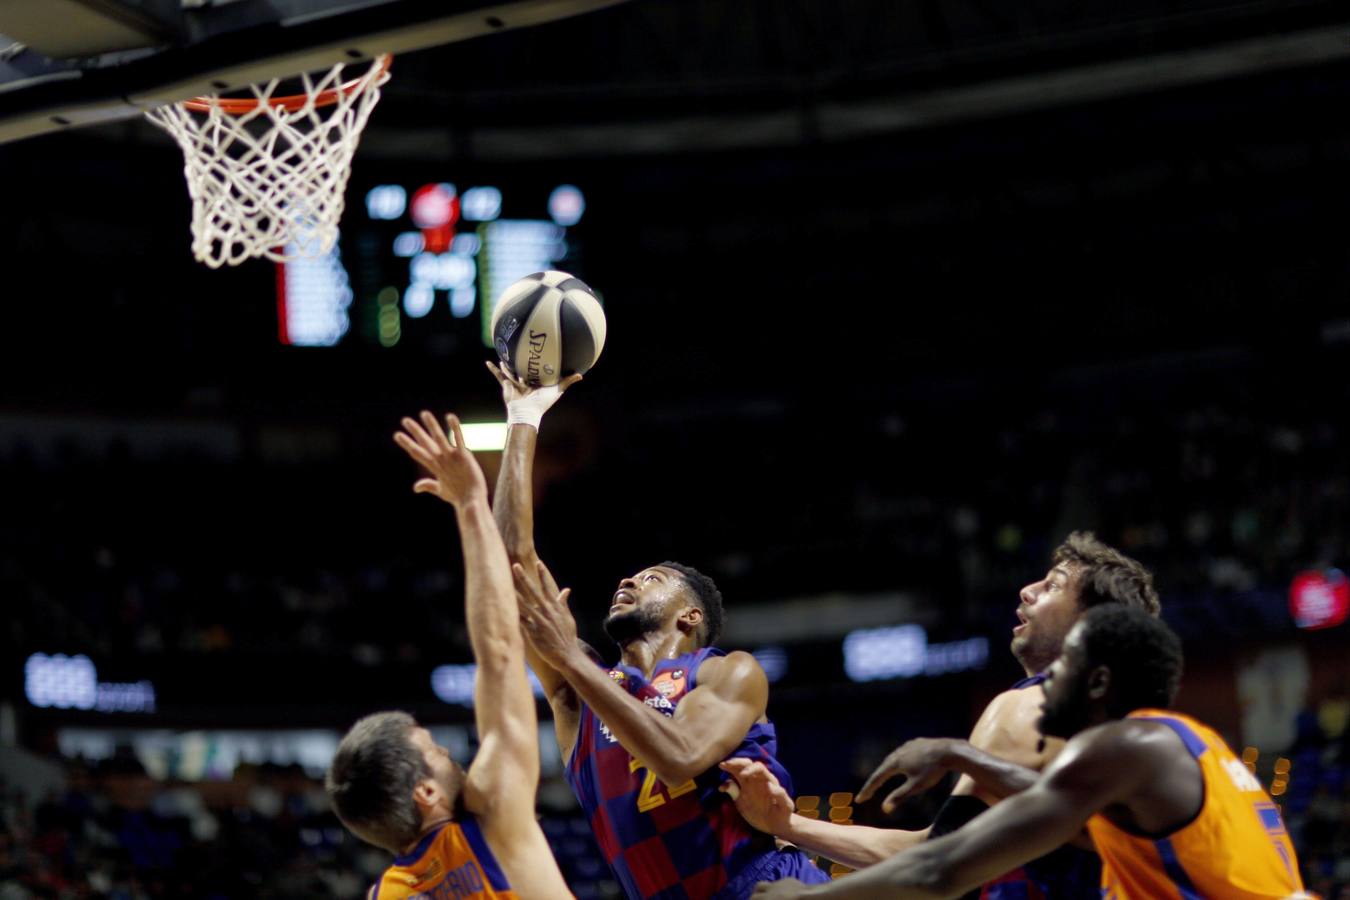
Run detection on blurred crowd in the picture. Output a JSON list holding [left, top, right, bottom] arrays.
[[4, 390, 1346, 664], [1, 693, 1345, 898], [1285, 696, 1350, 898], [0, 753, 615, 899]]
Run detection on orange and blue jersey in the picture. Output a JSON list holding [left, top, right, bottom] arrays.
[[369, 817, 516, 900], [1088, 709, 1305, 900], [565, 647, 829, 899]]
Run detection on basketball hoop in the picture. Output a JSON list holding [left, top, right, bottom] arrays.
[[145, 55, 392, 268]]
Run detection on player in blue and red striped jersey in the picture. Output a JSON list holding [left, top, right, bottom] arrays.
[[488, 362, 830, 900]]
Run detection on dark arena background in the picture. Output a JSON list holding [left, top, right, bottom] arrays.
[[2, 1, 1350, 897]]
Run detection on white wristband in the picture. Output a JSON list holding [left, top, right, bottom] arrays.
[[507, 403, 543, 430], [503, 381, 569, 430]]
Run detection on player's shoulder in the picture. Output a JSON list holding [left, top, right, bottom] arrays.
[[695, 649, 763, 681], [987, 682, 1043, 713], [973, 683, 1043, 734], [1060, 718, 1178, 771]]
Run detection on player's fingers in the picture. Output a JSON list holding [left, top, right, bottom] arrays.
[[558, 587, 572, 607], [536, 560, 562, 595], [560, 373, 583, 391], [412, 479, 439, 494], [512, 563, 543, 601], [856, 760, 898, 803], [536, 560, 564, 598], [486, 360, 505, 383], [446, 414, 465, 450], [393, 432, 435, 467], [882, 785, 915, 814], [401, 416, 437, 453], [420, 410, 452, 451], [719, 758, 754, 776]]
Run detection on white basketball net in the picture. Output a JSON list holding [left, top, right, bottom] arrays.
[[145, 55, 391, 268]]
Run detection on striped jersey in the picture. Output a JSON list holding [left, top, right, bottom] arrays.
[[1089, 709, 1305, 900], [370, 818, 517, 900], [565, 647, 808, 899]]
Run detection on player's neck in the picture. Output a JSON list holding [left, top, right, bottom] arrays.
[[400, 813, 453, 855], [619, 631, 692, 677], [1016, 651, 1052, 678]]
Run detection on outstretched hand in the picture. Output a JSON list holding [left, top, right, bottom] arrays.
[[856, 737, 959, 814], [514, 559, 580, 667], [719, 758, 795, 836], [486, 360, 582, 428], [392, 411, 488, 508]]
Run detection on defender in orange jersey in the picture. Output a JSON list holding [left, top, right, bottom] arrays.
[[325, 412, 573, 900], [749, 606, 1309, 900]]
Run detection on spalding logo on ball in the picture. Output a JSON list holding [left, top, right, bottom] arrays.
[[490, 270, 607, 387]]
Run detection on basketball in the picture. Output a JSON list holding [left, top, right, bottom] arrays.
[[490, 270, 607, 387]]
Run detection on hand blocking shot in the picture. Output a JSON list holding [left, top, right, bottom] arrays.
[[324, 412, 573, 900]]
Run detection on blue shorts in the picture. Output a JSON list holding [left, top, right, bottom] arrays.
[[715, 848, 831, 900]]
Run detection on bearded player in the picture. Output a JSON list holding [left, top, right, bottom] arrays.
[[487, 361, 830, 899], [751, 606, 1307, 899], [325, 412, 572, 899]]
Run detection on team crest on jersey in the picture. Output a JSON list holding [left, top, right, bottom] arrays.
[[651, 668, 687, 699], [608, 669, 626, 683]]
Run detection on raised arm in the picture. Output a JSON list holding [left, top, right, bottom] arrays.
[[751, 725, 1146, 900], [857, 686, 1061, 814], [515, 564, 768, 787], [486, 361, 584, 753], [393, 412, 538, 822], [720, 758, 929, 869]]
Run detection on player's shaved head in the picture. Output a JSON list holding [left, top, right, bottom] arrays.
[[326, 711, 429, 852]]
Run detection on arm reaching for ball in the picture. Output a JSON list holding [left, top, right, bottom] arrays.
[[487, 360, 587, 761]]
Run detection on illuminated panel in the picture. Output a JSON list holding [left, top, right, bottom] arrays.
[[458, 422, 508, 451], [365, 185, 407, 220], [548, 184, 586, 226], [431, 663, 547, 706], [751, 646, 789, 684], [477, 219, 568, 346], [1289, 568, 1349, 630], [57, 727, 349, 780], [278, 240, 354, 347], [24, 653, 156, 713], [843, 627, 988, 683], [844, 625, 926, 682], [25, 653, 97, 709]]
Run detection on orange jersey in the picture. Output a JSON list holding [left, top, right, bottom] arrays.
[[370, 818, 518, 900], [1087, 710, 1304, 900]]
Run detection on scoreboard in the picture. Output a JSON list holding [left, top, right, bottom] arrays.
[[277, 181, 587, 348]]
